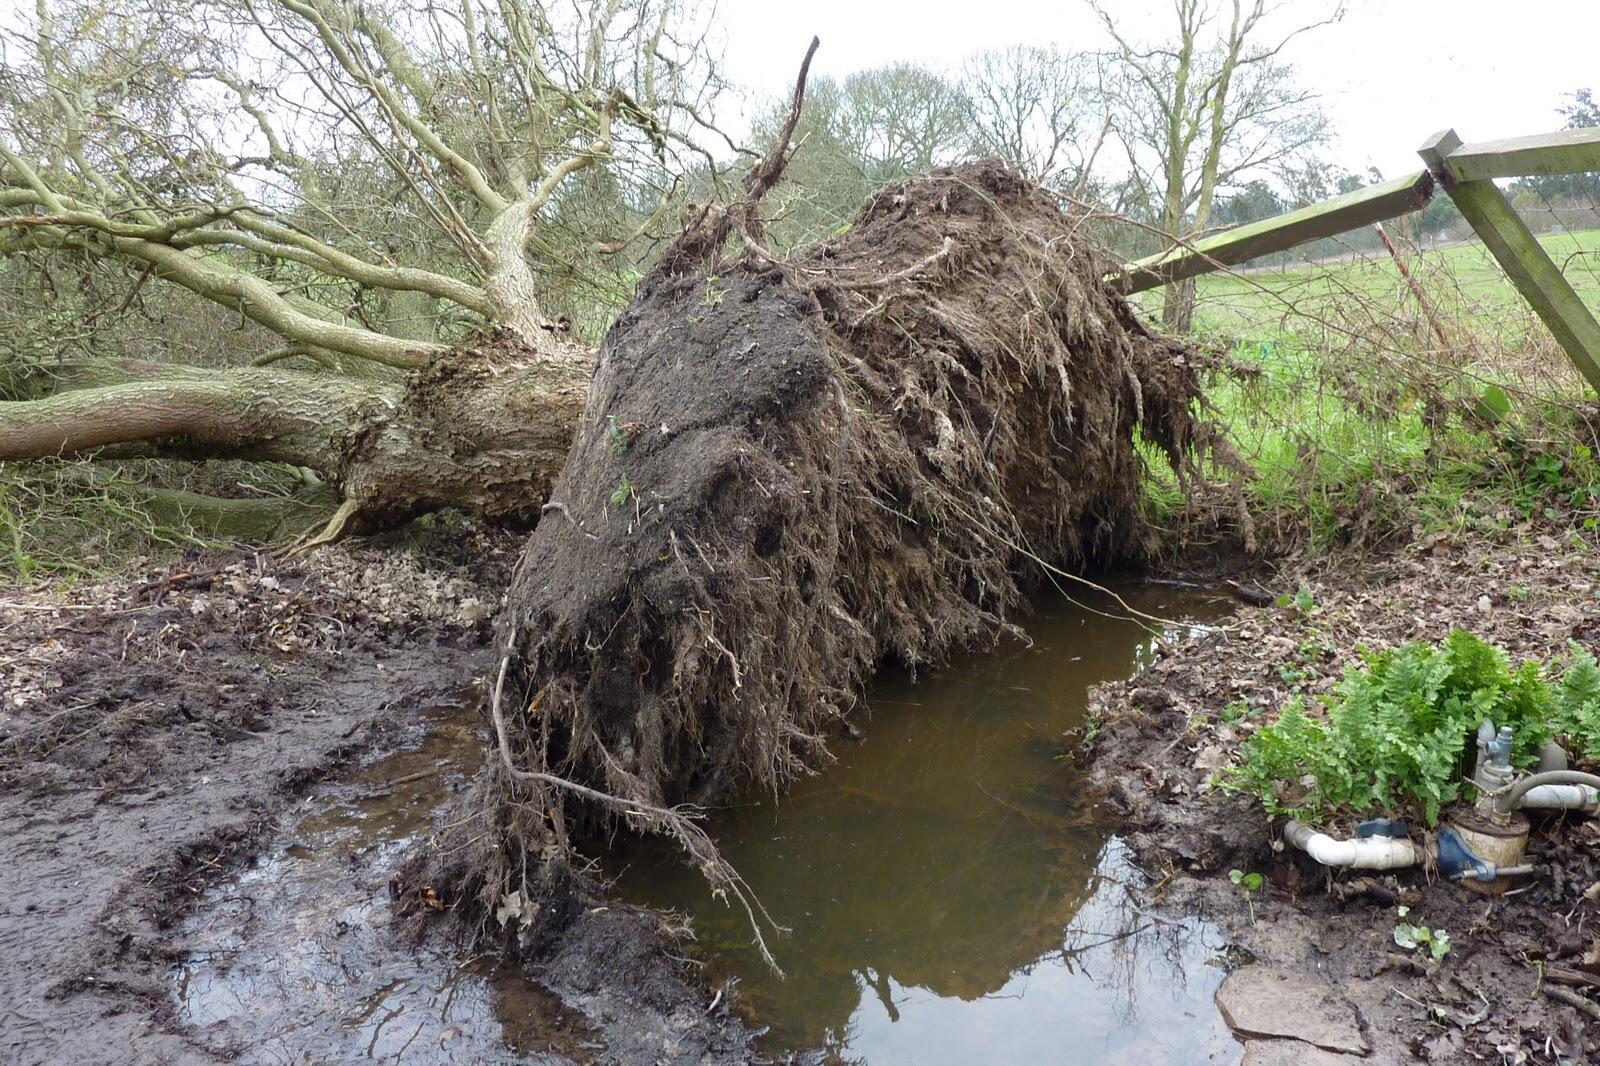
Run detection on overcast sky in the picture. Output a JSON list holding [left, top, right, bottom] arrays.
[[712, 0, 1600, 180]]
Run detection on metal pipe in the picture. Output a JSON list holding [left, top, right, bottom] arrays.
[[1283, 820, 1424, 869], [1497, 770, 1600, 813], [1487, 863, 1537, 878]]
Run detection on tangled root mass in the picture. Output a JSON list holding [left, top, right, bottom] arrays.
[[426, 161, 1240, 951]]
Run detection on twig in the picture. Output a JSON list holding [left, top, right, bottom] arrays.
[[1543, 965, 1600, 992], [737, 35, 821, 240], [0, 600, 101, 612], [541, 500, 599, 539], [84, 263, 155, 326], [1373, 222, 1452, 351], [1542, 983, 1600, 1021], [655, 38, 819, 276], [1074, 115, 1113, 202]]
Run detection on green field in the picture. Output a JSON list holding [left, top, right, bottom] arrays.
[[1135, 228, 1600, 552], [1178, 227, 1600, 343]]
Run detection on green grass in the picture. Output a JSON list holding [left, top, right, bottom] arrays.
[[1138, 228, 1600, 553], [1180, 227, 1600, 340]]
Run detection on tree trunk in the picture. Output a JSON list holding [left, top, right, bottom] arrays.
[[1163, 276, 1198, 333], [0, 327, 591, 530], [1158, 6, 1198, 334]]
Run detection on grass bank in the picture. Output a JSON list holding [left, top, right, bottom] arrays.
[[1141, 227, 1600, 556]]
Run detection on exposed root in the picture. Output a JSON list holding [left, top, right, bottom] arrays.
[[484, 651, 786, 974], [284, 496, 361, 557]]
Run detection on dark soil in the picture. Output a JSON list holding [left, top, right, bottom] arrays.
[[0, 525, 753, 1065], [432, 161, 1241, 950], [1086, 525, 1600, 1063]]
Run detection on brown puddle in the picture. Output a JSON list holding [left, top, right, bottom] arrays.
[[173, 583, 1243, 1064], [607, 583, 1244, 1063]]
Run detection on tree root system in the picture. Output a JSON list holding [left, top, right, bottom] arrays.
[[419, 159, 1245, 961]]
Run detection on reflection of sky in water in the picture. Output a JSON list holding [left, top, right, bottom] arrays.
[[172, 711, 595, 1064], [611, 585, 1240, 1062], [840, 843, 1234, 1065]]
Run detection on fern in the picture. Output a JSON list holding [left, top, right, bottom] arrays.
[[1221, 631, 1559, 826], [1556, 642, 1600, 760]]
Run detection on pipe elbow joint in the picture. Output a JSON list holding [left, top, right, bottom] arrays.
[[1284, 820, 1422, 870]]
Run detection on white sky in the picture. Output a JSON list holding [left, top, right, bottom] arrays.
[[713, 0, 1600, 181]]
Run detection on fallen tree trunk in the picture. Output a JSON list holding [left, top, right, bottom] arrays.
[[0, 327, 590, 536], [425, 160, 1242, 957]]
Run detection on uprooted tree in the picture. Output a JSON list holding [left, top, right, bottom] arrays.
[[0, 0, 724, 542], [414, 46, 1245, 968]]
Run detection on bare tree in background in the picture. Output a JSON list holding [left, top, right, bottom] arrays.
[[1094, 0, 1341, 331], [746, 65, 971, 250], [959, 45, 1101, 187], [0, 0, 723, 543], [752, 52, 1105, 250]]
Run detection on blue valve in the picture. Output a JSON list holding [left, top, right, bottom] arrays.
[[1355, 818, 1409, 839], [1436, 827, 1495, 882]]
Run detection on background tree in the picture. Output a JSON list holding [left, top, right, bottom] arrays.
[[1511, 89, 1600, 206], [752, 64, 972, 250], [958, 44, 1102, 189], [1093, 0, 1341, 331], [753, 49, 1103, 250], [0, 0, 723, 543]]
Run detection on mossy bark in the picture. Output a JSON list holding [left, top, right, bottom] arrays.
[[0, 327, 591, 529]]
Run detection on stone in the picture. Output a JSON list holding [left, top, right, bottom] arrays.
[[1215, 966, 1370, 1055], [1240, 1041, 1367, 1065]]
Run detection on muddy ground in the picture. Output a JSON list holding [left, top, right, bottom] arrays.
[[11, 512, 1600, 1065], [0, 525, 752, 1066], [1088, 521, 1600, 1064]]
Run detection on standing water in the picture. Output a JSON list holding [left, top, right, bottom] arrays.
[[610, 584, 1241, 1063], [172, 585, 1242, 1063]]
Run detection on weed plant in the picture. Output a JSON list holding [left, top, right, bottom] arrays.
[[1222, 631, 1600, 825]]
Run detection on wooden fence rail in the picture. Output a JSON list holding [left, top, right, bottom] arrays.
[[1420, 129, 1600, 393], [1113, 125, 1600, 394], [1115, 171, 1435, 295], [1440, 127, 1600, 183]]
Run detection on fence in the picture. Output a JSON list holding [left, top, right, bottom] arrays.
[[1113, 126, 1600, 394]]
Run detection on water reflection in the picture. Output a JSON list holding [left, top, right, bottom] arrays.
[[171, 708, 599, 1064], [610, 586, 1240, 1063]]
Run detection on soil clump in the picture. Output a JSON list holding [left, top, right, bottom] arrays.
[[427, 159, 1239, 957]]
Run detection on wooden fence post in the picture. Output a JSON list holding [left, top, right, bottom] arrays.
[[1419, 129, 1600, 394]]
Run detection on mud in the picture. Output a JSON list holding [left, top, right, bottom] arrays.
[[171, 702, 750, 1065], [0, 525, 753, 1065], [1087, 527, 1600, 1063]]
